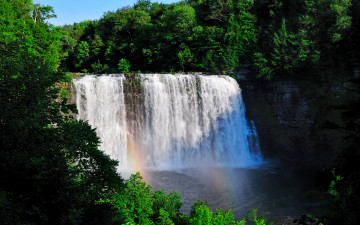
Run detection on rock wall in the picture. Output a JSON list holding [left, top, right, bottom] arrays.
[[239, 77, 340, 167]]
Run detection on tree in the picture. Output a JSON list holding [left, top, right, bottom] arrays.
[[189, 200, 248, 225], [224, 0, 257, 71], [90, 34, 104, 58], [171, 5, 197, 35], [0, 0, 61, 70], [178, 44, 194, 72], [0, 1, 123, 224], [118, 58, 131, 73], [252, 0, 352, 79], [99, 172, 187, 224], [74, 41, 90, 71], [152, 190, 184, 223]]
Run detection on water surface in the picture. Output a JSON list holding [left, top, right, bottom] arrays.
[[144, 166, 321, 223]]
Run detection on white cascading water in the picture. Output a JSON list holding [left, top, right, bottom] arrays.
[[73, 74, 262, 172]]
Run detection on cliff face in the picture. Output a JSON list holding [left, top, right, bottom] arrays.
[[239, 77, 344, 167]]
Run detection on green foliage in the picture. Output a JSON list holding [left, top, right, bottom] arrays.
[[152, 189, 183, 222], [246, 209, 266, 225], [0, 40, 123, 224], [98, 172, 186, 224], [272, 19, 297, 71], [60, 89, 70, 98], [329, 0, 352, 42], [327, 168, 344, 199], [75, 41, 90, 69], [118, 58, 131, 73], [58, 0, 258, 73], [62, 72, 73, 83], [123, 173, 153, 223], [91, 61, 110, 74], [189, 200, 213, 224], [254, 52, 272, 79], [170, 5, 197, 34], [253, 0, 354, 79], [255, 17, 321, 79], [158, 208, 175, 225], [55, 0, 357, 77], [178, 44, 194, 72], [0, 0, 61, 70], [0, 1, 124, 224], [90, 34, 104, 57], [189, 200, 251, 225], [60, 120, 122, 200]]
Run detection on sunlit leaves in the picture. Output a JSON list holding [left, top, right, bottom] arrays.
[[329, 0, 352, 42], [74, 41, 90, 69], [118, 58, 131, 73], [178, 44, 194, 72], [171, 5, 196, 34], [189, 200, 251, 225], [100, 172, 184, 224], [59, 0, 258, 73]]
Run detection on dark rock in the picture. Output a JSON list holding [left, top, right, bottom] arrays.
[[239, 75, 344, 168]]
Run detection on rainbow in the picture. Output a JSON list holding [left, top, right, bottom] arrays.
[[126, 136, 151, 183]]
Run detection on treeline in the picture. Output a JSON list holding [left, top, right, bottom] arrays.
[[59, 0, 359, 79], [59, 0, 256, 74]]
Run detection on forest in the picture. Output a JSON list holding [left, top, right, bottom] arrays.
[[0, 0, 359, 224]]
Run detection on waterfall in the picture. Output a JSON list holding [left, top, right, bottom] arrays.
[[73, 74, 262, 172]]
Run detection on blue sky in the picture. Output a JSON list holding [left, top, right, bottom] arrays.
[[39, 0, 180, 26]]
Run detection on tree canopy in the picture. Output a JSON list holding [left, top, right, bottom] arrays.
[[57, 0, 358, 79]]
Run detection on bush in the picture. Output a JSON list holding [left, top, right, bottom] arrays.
[[118, 59, 131, 73]]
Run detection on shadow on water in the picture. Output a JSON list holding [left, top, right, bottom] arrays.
[[145, 165, 326, 223]]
